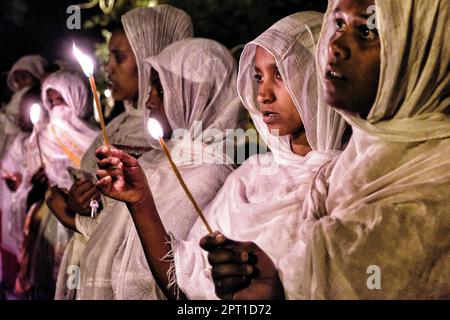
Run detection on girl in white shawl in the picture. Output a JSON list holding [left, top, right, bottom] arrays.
[[48, 5, 194, 300], [81, 38, 241, 300], [201, 0, 450, 300], [13, 70, 97, 299], [94, 12, 346, 300], [0, 86, 40, 294], [0, 55, 48, 157]]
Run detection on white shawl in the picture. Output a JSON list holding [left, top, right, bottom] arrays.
[[75, 38, 242, 300], [55, 5, 194, 300], [280, 0, 450, 300], [171, 12, 347, 300]]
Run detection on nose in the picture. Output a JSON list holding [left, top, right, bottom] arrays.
[[328, 32, 351, 61], [104, 57, 113, 75], [256, 80, 275, 106], [145, 88, 157, 110]]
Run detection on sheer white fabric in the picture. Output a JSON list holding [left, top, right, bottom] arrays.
[[10, 70, 97, 274], [75, 38, 242, 300], [171, 12, 347, 300], [55, 5, 194, 300], [281, 0, 450, 299]]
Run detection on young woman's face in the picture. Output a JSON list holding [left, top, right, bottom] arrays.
[[104, 30, 139, 102], [254, 46, 303, 136], [13, 70, 38, 91], [145, 69, 172, 138], [47, 89, 67, 108], [323, 0, 381, 118]]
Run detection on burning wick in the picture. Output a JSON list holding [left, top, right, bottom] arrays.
[[30, 103, 45, 168], [73, 43, 109, 147], [147, 118, 213, 234]]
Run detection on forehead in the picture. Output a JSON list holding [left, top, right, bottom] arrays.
[[333, 0, 375, 18], [47, 88, 63, 98], [254, 46, 276, 67], [14, 69, 33, 78], [109, 31, 132, 51]]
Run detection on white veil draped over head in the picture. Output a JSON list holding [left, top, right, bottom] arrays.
[[55, 5, 194, 300], [10, 70, 97, 252], [282, 0, 450, 299], [80, 5, 194, 175], [74, 38, 241, 300], [7, 55, 48, 92], [1, 55, 48, 156], [171, 12, 347, 300]]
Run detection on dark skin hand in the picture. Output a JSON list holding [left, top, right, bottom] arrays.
[[2, 171, 22, 192], [26, 167, 49, 210], [67, 177, 102, 215], [200, 232, 285, 300], [46, 186, 77, 232], [95, 146, 186, 300]]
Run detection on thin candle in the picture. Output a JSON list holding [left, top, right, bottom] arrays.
[[30, 103, 45, 168], [147, 118, 213, 234], [73, 43, 109, 146]]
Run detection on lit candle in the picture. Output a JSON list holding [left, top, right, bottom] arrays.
[[147, 118, 213, 234], [30, 103, 45, 168], [73, 43, 109, 146]]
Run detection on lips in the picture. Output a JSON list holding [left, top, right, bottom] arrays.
[[107, 81, 117, 91], [262, 109, 279, 124], [325, 65, 348, 82]]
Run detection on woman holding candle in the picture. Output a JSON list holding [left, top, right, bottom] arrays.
[[12, 70, 97, 299], [82, 38, 242, 300], [94, 12, 348, 300], [0, 55, 48, 158], [0, 86, 40, 296], [48, 5, 195, 300], [202, 0, 450, 299]]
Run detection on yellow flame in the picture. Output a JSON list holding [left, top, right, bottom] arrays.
[[147, 118, 163, 139], [73, 43, 94, 77], [30, 103, 41, 125]]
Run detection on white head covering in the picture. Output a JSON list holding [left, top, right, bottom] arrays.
[[283, 0, 450, 299], [11, 71, 98, 249], [7, 55, 48, 92], [171, 12, 347, 300], [143, 38, 242, 155], [74, 38, 242, 300], [41, 70, 91, 120], [80, 5, 194, 173]]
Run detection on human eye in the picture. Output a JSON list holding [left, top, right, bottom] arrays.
[[334, 17, 346, 32], [253, 73, 263, 83], [275, 69, 282, 80], [358, 24, 379, 40]]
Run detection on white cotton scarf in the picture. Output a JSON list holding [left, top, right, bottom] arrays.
[[171, 12, 347, 300], [280, 0, 450, 300], [75, 38, 242, 300]]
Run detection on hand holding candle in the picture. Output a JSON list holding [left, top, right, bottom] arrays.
[[73, 43, 109, 147], [147, 118, 213, 234], [30, 103, 45, 168]]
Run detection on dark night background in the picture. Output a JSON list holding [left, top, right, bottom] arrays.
[[0, 0, 327, 98]]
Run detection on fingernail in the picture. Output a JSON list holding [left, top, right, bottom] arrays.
[[246, 265, 253, 274], [240, 251, 249, 263]]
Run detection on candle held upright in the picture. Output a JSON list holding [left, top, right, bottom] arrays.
[[73, 43, 109, 147], [147, 118, 213, 234], [30, 103, 45, 168]]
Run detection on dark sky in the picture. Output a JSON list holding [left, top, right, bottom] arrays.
[[0, 0, 101, 75], [0, 0, 328, 76]]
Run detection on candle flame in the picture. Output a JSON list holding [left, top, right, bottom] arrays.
[[147, 118, 164, 139], [73, 43, 94, 77], [30, 103, 41, 125]]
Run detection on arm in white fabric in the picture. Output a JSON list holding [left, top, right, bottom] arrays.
[[299, 197, 450, 299]]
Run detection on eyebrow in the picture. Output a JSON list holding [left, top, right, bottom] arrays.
[[254, 63, 278, 71], [334, 8, 372, 19]]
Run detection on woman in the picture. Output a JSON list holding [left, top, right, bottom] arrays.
[[12, 70, 97, 299], [82, 38, 242, 300], [48, 5, 195, 300], [0, 55, 48, 157], [0, 86, 40, 296], [95, 12, 347, 300], [202, 0, 450, 300]]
